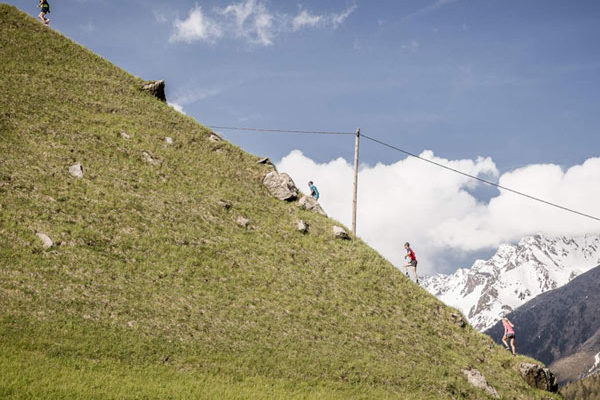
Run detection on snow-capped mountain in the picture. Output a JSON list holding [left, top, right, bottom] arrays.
[[422, 233, 600, 331]]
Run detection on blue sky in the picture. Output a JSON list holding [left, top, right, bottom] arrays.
[[10, 0, 600, 273]]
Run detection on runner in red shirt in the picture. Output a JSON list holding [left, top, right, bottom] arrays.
[[402, 242, 419, 284]]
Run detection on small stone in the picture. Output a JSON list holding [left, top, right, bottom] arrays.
[[218, 200, 232, 210], [296, 220, 309, 233], [298, 195, 327, 216], [462, 368, 499, 398], [236, 216, 250, 228], [209, 134, 222, 142], [119, 131, 131, 139], [262, 171, 299, 201], [142, 151, 158, 165], [36, 232, 53, 249], [127, 320, 137, 328], [451, 312, 467, 328], [141, 80, 166, 102], [257, 157, 272, 165], [164, 137, 173, 146], [68, 163, 83, 179], [333, 226, 350, 240]]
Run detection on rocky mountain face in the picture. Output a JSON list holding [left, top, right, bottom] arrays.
[[422, 234, 600, 331], [485, 265, 600, 383]]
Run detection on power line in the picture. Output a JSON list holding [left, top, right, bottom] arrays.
[[361, 133, 600, 222], [208, 125, 355, 135], [205, 123, 599, 222]]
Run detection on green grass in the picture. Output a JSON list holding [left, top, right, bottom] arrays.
[[0, 4, 562, 399]]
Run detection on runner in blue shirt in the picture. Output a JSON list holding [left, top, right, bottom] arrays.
[[308, 181, 319, 200]]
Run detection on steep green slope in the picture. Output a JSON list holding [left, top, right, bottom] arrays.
[[0, 5, 560, 399]]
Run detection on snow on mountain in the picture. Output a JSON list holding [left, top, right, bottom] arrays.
[[422, 233, 600, 331]]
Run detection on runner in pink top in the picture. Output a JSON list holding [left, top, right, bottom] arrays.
[[501, 316, 516, 355]]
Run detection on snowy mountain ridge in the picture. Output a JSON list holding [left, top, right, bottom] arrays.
[[422, 233, 600, 331]]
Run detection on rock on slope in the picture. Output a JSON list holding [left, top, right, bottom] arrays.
[[422, 234, 600, 331], [485, 265, 600, 383]]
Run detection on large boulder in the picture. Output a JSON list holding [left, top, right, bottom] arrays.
[[298, 195, 326, 216], [519, 363, 558, 392], [262, 171, 298, 201], [462, 368, 499, 398], [141, 80, 166, 102]]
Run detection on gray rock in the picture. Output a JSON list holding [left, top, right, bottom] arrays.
[[164, 137, 173, 146], [451, 312, 467, 328], [36, 232, 53, 249], [333, 226, 350, 240], [141, 80, 166, 102], [119, 131, 131, 139], [236, 216, 250, 228], [298, 195, 326, 216], [519, 363, 558, 392], [262, 171, 298, 201], [209, 134, 222, 142], [218, 200, 232, 210], [257, 157, 272, 165], [68, 163, 83, 179], [296, 220, 309, 234], [462, 368, 499, 398], [142, 151, 158, 165]]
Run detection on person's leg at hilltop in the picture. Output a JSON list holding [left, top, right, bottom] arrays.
[[402, 263, 410, 277], [502, 335, 509, 350], [411, 266, 419, 284], [509, 336, 516, 355]]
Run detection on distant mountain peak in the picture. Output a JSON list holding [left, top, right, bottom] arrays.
[[423, 233, 600, 331]]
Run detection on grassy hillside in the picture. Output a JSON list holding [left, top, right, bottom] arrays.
[[0, 4, 560, 399], [561, 374, 600, 400]]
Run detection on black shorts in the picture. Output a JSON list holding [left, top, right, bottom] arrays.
[[504, 333, 515, 339], [409, 259, 417, 268]]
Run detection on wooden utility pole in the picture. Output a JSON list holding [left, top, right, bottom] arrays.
[[352, 128, 360, 235]]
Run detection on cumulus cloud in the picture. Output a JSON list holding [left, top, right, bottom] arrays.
[[170, 5, 222, 43], [277, 150, 600, 275], [169, 1, 356, 46]]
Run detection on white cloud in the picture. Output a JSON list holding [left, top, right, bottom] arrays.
[[221, 0, 275, 46], [330, 5, 357, 28], [292, 10, 323, 31], [169, 1, 356, 46], [277, 150, 600, 275], [170, 87, 223, 107], [169, 5, 222, 44], [168, 102, 186, 114]]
